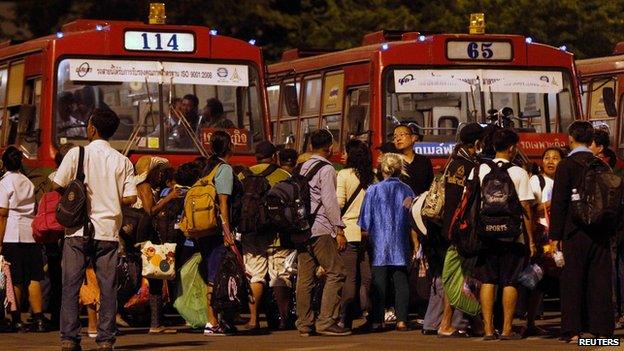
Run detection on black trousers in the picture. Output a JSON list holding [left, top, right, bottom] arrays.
[[561, 231, 614, 336]]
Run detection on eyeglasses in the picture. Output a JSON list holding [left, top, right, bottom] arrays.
[[393, 132, 412, 139]]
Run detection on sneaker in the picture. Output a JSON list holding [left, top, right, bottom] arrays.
[[61, 340, 82, 351], [30, 316, 50, 333], [384, 309, 396, 323], [88, 330, 97, 338], [317, 323, 352, 336], [203, 323, 227, 336]]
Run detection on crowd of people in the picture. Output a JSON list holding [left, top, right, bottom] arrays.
[[0, 106, 622, 351]]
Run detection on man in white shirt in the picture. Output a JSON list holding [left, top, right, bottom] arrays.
[[54, 109, 137, 351], [468, 128, 535, 341]]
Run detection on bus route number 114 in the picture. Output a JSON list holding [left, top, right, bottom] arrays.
[[124, 31, 195, 53]]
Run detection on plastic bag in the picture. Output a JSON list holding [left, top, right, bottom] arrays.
[[173, 253, 207, 328]]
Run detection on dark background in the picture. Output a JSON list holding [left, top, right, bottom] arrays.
[[2, 0, 624, 62]]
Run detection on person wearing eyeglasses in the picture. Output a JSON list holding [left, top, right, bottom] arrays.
[[392, 124, 433, 196]]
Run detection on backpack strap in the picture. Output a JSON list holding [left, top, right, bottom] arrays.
[[198, 163, 223, 186], [76, 146, 85, 182], [257, 164, 279, 178], [304, 160, 332, 224], [341, 182, 363, 217]]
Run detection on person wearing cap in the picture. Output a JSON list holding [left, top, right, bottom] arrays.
[[392, 124, 433, 196], [420, 123, 484, 337], [278, 148, 299, 175], [237, 141, 293, 330]]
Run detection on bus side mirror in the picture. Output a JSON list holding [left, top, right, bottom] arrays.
[[283, 85, 300, 116], [603, 87, 618, 117]]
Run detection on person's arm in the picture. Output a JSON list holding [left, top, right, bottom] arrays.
[[219, 194, 234, 245], [411, 228, 420, 257], [136, 183, 180, 216], [214, 164, 234, 245], [319, 165, 345, 229], [0, 208, 8, 253], [121, 158, 138, 206], [52, 147, 79, 191], [521, 200, 536, 257]]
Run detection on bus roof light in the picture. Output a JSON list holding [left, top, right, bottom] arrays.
[[525, 37, 533, 44], [248, 39, 256, 45], [95, 24, 103, 31], [56, 32, 64, 38], [469, 13, 485, 34], [148, 3, 166, 25], [381, 42, 389, 51], [418, 35, 426, 42], [209, 29, 218, 36], [559, 45, 567, 51]]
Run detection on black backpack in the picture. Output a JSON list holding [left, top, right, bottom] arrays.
[[265, 160, 330, 245], [155, 195, 185, 244], [211, 247, 250, 314], [477, 160, 523, 241], [56, 146, 89, 231], [571, 156, 624, 230], [237, 164, 279, 235]]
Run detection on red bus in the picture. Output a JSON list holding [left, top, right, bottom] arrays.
[[0, 11, 269, 191], [576, 42, 624, 156], [267, 25, 581, 169]]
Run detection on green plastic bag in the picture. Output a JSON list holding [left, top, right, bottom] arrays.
[[173, 253, 207, 328], [442, 246, 481, 316]]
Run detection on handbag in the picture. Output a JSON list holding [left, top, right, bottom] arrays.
[[421, 157, 452, 224], [121, 206, 154, 245], [139, 241, 177, 280]]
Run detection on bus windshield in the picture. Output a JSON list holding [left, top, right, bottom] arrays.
[[55, 58, 264, 154], [384, 68, 576, 141]]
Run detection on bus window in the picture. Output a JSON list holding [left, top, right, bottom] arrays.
[[321, 73, 344, 147], [17, 78, 41, 158], [344, 86, 370, 142], [0, 67, 7, 146], [587, 78, 617, 142], [385, 68, 576, 141], [278, 118, 297, 148], [298, 117, 318, 152], [55, 59, 265, 154], [302, 77, 321, 116], [618, 93, 624, 150], [6, 62, 24, 146], [281, 81, 300, 118], [267, 85, 280, 140]]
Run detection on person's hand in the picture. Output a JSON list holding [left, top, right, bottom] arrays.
[[529, 241, 537, 258], [165, 187, 182, 201], [549, 240, 560, 253], [223, 230, 235, 246], [336, 229, 347, 251]]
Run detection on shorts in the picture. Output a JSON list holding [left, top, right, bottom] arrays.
[[196, 235, 225, 285], [2, 243, 45, 285], [474, 238, 526, 287], [242, 235, 294, 288]]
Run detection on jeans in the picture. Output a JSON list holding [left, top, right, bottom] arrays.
[[60, 237, 119, 345], [339, 242, 371, 328], [295, 235, 346, 332], [371, 266, 409, 324]]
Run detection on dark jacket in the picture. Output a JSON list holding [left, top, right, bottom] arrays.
[[550, 150, 596, 241], [401, 153, 434, 197]]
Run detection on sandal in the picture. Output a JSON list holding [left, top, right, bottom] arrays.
[[483, 334, 498, 341], [500, 332, 522, 340], [149, 326, 177, 334], [439, 330, 471, 338]]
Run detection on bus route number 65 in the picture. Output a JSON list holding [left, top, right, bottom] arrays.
[[467, 42, 493, 59]]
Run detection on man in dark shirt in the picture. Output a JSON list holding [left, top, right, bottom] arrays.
[[550, 121, 615, 341], [392, 124, 433, 196]]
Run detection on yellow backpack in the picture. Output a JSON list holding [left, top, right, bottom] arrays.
[[179, 164, 221, 238]]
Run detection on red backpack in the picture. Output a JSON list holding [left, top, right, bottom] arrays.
[[32, 191, 64, 243]]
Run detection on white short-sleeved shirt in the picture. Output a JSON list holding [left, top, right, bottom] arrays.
[[529, 174, 554, 227], [0, 172, 36, 243], [53, 140, 137, 241], [468, 158, 535, 202]]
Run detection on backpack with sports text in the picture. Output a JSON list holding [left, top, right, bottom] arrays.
[[56, 146, 89, 231], [477, 160, 523, 241], [571, 156, 624, 231], [265, 161, 330, 245], [179, 164, 221, 238], [237, 164, 279, 235]]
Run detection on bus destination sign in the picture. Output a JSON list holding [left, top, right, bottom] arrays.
[[124, 31, 194, 52], [447, 41, 512, 61]]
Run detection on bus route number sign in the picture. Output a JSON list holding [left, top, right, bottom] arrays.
[[446, 41, 512, 61], [124, 31, 194, 52]]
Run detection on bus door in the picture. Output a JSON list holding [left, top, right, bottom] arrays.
[[343, 86, 370, 144], [17, 77, 42, 158], [587, 78, 618, 146]]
